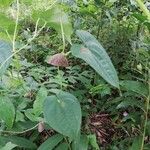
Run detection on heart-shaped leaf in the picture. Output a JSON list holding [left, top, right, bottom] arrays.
[[43, 90, 81, 140], [71, 30, 119, 88]]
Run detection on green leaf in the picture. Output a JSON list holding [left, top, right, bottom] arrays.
[[38, 134, 63, 150], [88, 134, 100, 150], [0, 13, 15, 40], [55, 143, 68, 150], [1, 142, 17, 150], [129, 136, 142, 150], [120, 80, 149, 97], [0, 136, 37, 149], [79, 135, 89, 150], [33, 86, 47, 116], [44, 90, 82, 140], [32, 6, 72, 43], [15, 110, 25, 122], [25, 109, 41, 122], [71, 30, 119, 88], [116, 98, 144, 111], [0, 0, 13, 7], [0, 96, 15, 129], [0, 40, 12, 76]]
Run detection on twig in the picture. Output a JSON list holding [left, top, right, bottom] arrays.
[[0, 21, 46, 71]]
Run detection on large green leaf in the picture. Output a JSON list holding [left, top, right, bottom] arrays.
[[38, 134, 63, 150], [43, 90, 82, 139], [0, 96, 15, 129], [120, 80, 149, 97], [33, 86, 47, 116], [0, 40, 12, 76], [32, 6, 72, 43], [71, 30, 119, 88]]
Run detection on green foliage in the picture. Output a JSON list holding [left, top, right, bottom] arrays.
[[0, 142, 17, 150], [0, 0, 149, 149], [44, 90, 81, 140], [0, 13, 15, 40], [33, 86, 48, 116], [0, 0, 13, 8], [71, 30, 119, 88], [0, 40, 12, 76], [0, 96, 15, 129], [79, 135, 89, 150], [0, 136, 37, 149], [120, 80, 149, 97], [32, 6, 72, 43], [55, 143, 68, 150], [88, 134, 100, 150], [129, 136, 142, 150], [38, 134, 63, 150]]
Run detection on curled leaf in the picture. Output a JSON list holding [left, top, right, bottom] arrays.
[[48, 53, 69, 67]]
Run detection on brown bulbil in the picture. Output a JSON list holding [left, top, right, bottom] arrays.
[[48, 53, 69, 67]]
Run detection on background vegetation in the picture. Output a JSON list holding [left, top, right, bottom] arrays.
[[0, 0, 150, 150]]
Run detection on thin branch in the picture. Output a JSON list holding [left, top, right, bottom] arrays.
[[0, 22, 46, 71], [0, 124, 38, 135]]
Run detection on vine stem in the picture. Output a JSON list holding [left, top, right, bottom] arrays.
[[140, 69, 150, 150], [0, 124, 38, 135]]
